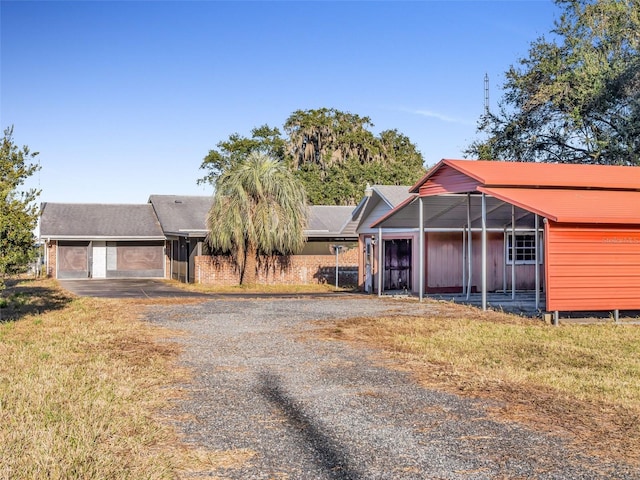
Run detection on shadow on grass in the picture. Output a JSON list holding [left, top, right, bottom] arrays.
[[258, 371, 363, 480], [0, 278, 72, 323]]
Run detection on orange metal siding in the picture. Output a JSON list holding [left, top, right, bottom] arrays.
[[546, 222, 640, 311]]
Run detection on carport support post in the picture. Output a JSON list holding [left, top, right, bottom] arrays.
[[511, 204, 516, 301], [503, 227, 507, 295], [377, 227, 383, 296], [481, 193, 487, 311], [419, 197, 424, 301], [466, 193, 472, 301], [462, 226, 466, 296], [535, 214, 540, 310]]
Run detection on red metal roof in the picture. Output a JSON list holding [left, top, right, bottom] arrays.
[[410, 159, 640, 193], [480, 187, 640, 224]]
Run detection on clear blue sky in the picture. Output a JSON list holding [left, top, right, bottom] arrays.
[[1, 0, 559, 204]]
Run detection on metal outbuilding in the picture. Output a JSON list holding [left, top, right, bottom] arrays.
[[372, 159, 640, 317]]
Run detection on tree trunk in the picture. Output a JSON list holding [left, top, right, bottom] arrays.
[[241, 243, 258, 286]]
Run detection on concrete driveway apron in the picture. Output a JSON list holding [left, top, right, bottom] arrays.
[[57, 279, 210, 299]]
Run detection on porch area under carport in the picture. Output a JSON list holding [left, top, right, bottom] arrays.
[[372, 192, 546, 314]]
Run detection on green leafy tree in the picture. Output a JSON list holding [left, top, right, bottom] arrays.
[[198, 124, 285, 186], [199, 108, 425, 205], [206, 152, 308, 285], [284, 108, 380, 170], [0, 126, 41, 288], [284, 109, 425, 204], [467, 0, 640, 165]]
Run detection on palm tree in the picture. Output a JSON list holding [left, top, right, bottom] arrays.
[[206, 152, 308, 285]]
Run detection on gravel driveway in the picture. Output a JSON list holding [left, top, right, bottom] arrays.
[[146, 296, 636, 479]]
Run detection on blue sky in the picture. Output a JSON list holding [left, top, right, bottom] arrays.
[[1, 0, 559, 204]]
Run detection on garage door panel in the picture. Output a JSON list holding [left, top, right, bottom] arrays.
[[106, 242, 164, 278], [116, 245, 163, 271], [58, 242, 89, 279]]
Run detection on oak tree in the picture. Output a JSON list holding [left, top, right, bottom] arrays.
[[200, 108, 425, 205], [467, 0, 640, 165]]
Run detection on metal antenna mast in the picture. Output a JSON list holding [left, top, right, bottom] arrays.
[[484, 73, 490, 115]]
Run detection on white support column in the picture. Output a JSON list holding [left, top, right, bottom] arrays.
[[511, 204, 516, 301], [503, 227, 507, 295], [419, 197, 424, 302], [466, 193, 472, 300], [170, 241, 173, 279], [462, 226, 466, 296], [481, 193, 487, 311], [377, 227, 383, 296], [535, 214, 540, 310]]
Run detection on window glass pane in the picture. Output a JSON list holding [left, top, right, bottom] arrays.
[[507, 233, 540, 263]]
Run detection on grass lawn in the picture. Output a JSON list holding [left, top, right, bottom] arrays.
[[327, 301, 640, 466], [0, 278, 253, 479]]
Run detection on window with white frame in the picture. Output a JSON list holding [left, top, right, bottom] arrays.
[[505, 233, 542, 264]]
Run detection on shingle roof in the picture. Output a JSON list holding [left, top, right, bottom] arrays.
[[148, 195, 212, 235], [40, 198, 358, 241], [353, 185, 414, 233], [372, 185, 413, 207], [307, 206, 357, 237], [40, 203, 165, 239]]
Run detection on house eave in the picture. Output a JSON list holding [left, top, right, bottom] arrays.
[[41, 235, 167, 242]]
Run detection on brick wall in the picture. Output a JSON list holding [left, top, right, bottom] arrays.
[[194, 247, 359, 286], [46, 241, 57, 278], [164, 240, 171, 279]]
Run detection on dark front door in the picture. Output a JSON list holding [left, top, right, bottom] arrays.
[[384, 239, 411, 291]]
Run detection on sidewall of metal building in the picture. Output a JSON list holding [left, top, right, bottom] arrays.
[[545, 222, 640, 311]]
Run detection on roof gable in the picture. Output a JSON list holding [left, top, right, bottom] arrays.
[[354, 185, 414, 233]]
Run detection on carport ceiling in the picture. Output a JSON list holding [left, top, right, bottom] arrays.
[[374, 194, 537, 230]]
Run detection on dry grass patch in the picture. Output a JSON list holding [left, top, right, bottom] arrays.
[[164, 279, 350, 294], [0, 279, 254, 479], [327, 300, 640, 465]]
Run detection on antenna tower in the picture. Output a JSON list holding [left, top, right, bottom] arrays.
[[484, 73, 490, 115]]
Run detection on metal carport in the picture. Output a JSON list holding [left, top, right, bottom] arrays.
[[372, 160, 640, 318]]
